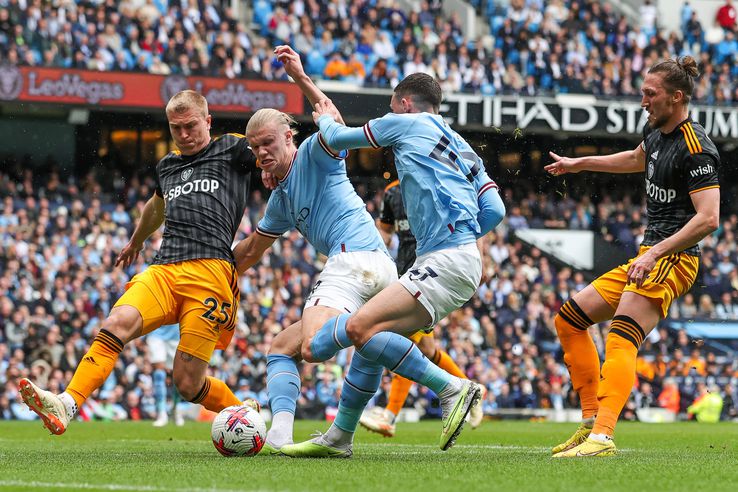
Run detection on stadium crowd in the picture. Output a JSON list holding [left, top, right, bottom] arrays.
[[1, 158, 736, 424], [2, 0, 738, 102]]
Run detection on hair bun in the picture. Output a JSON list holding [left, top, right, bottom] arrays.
[[678, 56, 700, 78]]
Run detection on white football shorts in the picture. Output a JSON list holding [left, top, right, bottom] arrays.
[[399, 242, 481, 328], [305, 249, 398, 313]]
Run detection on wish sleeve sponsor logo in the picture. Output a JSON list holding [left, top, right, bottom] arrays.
[[689, 163, 715, 178]]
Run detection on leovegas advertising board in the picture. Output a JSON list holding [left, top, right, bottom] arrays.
[[0, 65, 304, 114]]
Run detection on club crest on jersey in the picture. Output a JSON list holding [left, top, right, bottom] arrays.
[[181, 168, 193, 181], [648, 161, 655, 179]]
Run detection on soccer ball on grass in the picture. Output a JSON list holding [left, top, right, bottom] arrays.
[[211, 404, 266, 457]]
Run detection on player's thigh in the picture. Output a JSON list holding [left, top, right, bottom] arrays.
[[269, 321, 303, 359], [302, 305, 342, 342], [176, 259, 239, 362], [570, 284, 617, 324], [349, 281, 432, 340], [112, 265, 178, 340], [613, 291, 662, 335]]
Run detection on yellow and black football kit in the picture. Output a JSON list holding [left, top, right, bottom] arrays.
[[115, 134, 257, 361], [593, 118, 720, 319]]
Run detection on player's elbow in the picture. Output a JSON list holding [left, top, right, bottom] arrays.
[[704, 213, 719, 233]]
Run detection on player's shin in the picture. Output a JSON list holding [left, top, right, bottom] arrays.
[[265, 354, 301, 447], [334, 353, 384, 436], [67, 329, 125, 408], [357, 332, 459, 395], [555, 301, 600, 419], [593, 316, 643, 437]]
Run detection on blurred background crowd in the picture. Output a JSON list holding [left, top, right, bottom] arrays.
[[2, 0, 738, 102], [1, 156, 736, 424]]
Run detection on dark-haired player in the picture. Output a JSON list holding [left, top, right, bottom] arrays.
[[545, 56, 720, 457]]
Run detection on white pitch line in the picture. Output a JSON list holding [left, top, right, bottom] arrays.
[[0, 480, 275, 492]]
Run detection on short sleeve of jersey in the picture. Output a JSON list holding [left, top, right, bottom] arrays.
[[366, 113, 413, 147], [685, 153, 720, 194], [257, 192, 292, 236], [379, 188, 395, 225], [305, 133, 348, 170]]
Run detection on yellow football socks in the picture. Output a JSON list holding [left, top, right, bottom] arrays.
[[66, 329, 124, 407], [593, 315, 643, 436], [191, 376, 241, 412], [555, 300, 600, 419]]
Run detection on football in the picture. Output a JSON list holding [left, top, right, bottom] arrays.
[[211, 404, 267, 457]]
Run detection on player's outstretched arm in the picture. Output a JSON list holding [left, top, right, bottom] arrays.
[[115, 193, 165, 268], [545, 143, 645, 175], [275, 45, 345, 125], [233, 232, 278, 275], [476, 186, 505, 237], [313, 99, 370, 151]]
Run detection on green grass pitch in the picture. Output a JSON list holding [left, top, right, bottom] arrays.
[[0, 420, 736, 492]]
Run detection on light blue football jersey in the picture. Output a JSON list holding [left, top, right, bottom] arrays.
[[318, 112, 481, 255], [256, 133, 387, 257]]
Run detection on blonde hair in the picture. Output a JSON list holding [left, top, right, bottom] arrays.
[[246, 108, 299, 140], [166, 90, 208, 118]]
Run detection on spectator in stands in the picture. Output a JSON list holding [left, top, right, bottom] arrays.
[[716, 0, 737, 31]]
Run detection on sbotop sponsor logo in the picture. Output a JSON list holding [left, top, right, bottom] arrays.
[[0, 65, 23, 101], [27, 71, 123, 104], [165, 179, 220, 202]]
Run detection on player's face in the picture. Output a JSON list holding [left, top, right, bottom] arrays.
[[248, 122, 293, 177], [167, 107, 211, 155], [640, 73, 675, 130]]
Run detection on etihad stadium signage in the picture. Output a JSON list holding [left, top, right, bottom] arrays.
[[324, 87, 738, 142], [0, 65, 304, 114]]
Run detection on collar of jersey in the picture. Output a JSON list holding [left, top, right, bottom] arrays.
[[661, 117, 692, 137], [278, 150, 298, 184]]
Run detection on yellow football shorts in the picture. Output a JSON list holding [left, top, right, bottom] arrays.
[[114, 258, 240, 362], [409, 330, 433, 344], [592, 246, 699, 319]]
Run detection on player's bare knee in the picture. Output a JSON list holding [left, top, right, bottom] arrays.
[[268, 331, 301, 360], [345, 317, 370, 347], [101, 306, 142, 344], [300, 342, 318, 363]]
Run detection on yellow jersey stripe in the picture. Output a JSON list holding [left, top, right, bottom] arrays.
[[680, 126, 697, 154], [687, 122, 702, 152], [689, 185, 720, 194]]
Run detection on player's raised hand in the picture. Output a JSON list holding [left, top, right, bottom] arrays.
[[545, 151, 582, 176], [261, 169, 278, 190], [115, 240, 143, 269], [313, 99, 341, 125], [274, 45, 305, 79]]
